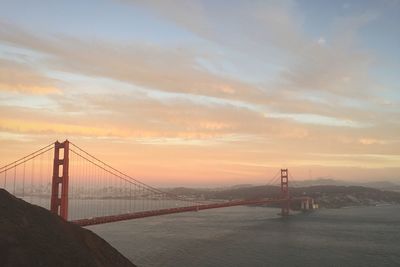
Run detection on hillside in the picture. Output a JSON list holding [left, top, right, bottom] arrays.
[[0, 189, 135, 267]]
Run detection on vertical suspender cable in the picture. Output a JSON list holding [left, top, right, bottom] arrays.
[[31, 157, 34, 204], [4, 169, 6, 189], [13, 165, 16, 195], [39, 153, 43, 207], [22, 162, 25, 198]]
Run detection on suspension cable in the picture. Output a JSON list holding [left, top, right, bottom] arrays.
[[69, 148, 199, 204], [0, 146, 54, 175], [69, 142, 198, 203], [0, 142, 54, 171]]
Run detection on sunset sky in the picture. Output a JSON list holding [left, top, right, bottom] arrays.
[[1, 0, 399, 186]]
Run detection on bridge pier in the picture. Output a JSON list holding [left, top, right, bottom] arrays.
[[301, 199, 310, 211], [300, 198, 319, 211], [50, 140, 69, 220], [280, 169, 290, 216]]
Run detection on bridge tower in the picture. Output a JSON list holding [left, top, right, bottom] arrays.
[[280, 168, 290, 216], [50, 140, 69, 220]]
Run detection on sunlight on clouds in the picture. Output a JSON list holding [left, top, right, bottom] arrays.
[[216, 84, 235, 94], [0, 118, 130, 137], [0, 58, 60, 95], [359, 138, 387, 145], [197, 121, 231, 130], [0, 117, 236, 142], [266, 112, 369, 128], [0, 84, 60, 94]]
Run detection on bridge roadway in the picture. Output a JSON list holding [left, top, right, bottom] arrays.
[[72, 197, 311, 226]]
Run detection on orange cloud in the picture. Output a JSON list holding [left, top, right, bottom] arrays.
[[0, 58, 60, 94], [0, 118, 129, 137], [359, 138, 386, 145]]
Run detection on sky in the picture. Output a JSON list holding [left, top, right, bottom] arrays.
[[0, 0, 399, 186]]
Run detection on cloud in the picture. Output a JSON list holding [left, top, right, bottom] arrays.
[[0, 21, 386, 128], [359, 138, 387, 145], [1, 90, 398, 154], [0, 19, 397, 154], [275, 11, 380, 100], [128, 0, 306, 56], [0, 4, 399, 180], [0, 21, 271, 104], [0, 58, 60, 94], [0, 90, 314, 142], [118, 2, 396, 122], [0, 117, 130, 137], [128, 0, 380, 101]]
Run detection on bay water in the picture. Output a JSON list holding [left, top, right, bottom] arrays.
[[89, 205, 400, 267]]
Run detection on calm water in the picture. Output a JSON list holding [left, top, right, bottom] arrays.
[[88, 205, 400, 267]]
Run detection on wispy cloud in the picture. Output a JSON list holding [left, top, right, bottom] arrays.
[[0, 58, 60, 94]]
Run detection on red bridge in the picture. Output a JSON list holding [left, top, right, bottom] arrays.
[[0, 140, 316, 226]]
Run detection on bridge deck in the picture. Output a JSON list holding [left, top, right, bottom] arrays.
[[71, 197, 310, 226]]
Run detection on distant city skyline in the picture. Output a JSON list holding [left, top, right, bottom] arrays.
[[1, 0, 399, 186]]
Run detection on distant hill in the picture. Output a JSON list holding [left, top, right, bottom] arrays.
[[291, 185, 400, 208], [229, 184, 254, 189], [0, 189, 135, 267], [166, 184, 400, 208], [362, 181, 400, 191], [294, 178, 346, 187], [294, 178, 400, 192]]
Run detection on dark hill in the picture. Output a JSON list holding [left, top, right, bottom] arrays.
[[0, 189, 135, 267]]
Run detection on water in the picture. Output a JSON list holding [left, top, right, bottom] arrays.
[[88, 205, 400, 267]]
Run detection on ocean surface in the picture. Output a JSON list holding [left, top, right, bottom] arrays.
[[89, 205, 400, 267]]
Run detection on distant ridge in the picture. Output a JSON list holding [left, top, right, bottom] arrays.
[[294, 178, 400, 191], [165, 184, 400, 208]]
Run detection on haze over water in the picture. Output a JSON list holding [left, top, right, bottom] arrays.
[[90, 205, 400, 267]]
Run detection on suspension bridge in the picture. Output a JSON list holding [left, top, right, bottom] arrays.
[[0, 140, 316, 226]]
